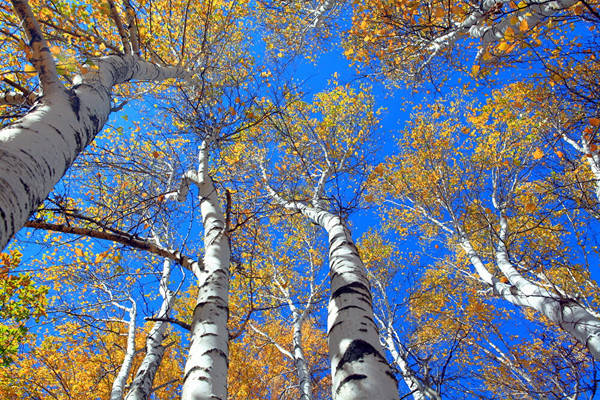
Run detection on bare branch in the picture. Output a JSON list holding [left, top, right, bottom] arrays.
[[122, 0, 140, 56], [24, 220, 204, 275], [144, 316, 191, 331]]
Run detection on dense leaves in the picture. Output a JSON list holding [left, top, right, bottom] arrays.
[[1, 0, 600, 399]]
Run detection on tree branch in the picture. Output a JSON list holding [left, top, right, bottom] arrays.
[[10, 0, 62, 94], [144, 316, 190, 331], [24, 220, 204, 275], [106, 0, 131, 55]]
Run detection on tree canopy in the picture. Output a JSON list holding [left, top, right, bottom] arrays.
[[1, 0, 600, 399]]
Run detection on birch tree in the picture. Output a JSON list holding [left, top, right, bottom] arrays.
[[0, 0, 254, 249], [359, 232, 442, 400], [344, 0, 597, 83], [242, 83, 400, 400], [367, 88, 600, 365], [167, 141, 230, 400], [245, 218, 329, 400], [0, 239, 185, 399], [410, 255, 595, 398]]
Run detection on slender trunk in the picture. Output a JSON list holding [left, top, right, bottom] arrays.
[[111, 302, 137, 400], [584, 149, 600, 203], [381, 330, 437, 400], [125, 258, 175, 400], [300, 207, 398, 400], [292, 312, 312, 400], [0, 55, 187, 250], [181, 148, 230, 400]]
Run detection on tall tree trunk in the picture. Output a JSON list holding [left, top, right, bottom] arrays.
[[0, 55, 187, 250], [180, 144, 230, 400], [291, 311, 312, 400], [300, 207, 398, 400]]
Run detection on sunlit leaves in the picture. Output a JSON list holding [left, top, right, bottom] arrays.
[[0, 321, 182, 399], [0, 250, 47, 366]]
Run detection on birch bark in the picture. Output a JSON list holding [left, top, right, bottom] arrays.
[[110, 300, 137, 400], [292, 311, 313, 400], [125, 257, 176, 400], [370, 276, 440, 400], [179, 143, 230, 400], [263, 180, 399, 399], [0, 53, 188, 249], [307, 209, 398, 400], [493, 215, 600, 360], [457, 222, 600, 360], [403, 189, 600, 361]]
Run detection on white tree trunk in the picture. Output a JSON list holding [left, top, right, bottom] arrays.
[[111, 301, 137, 400], [380, 325, 441, 400], [583, 145, 600, 203], [291, 311, 313, 400], [459, 219, 600, 361], [494, 217, 600, 360], [0, 55, 188, 250], [125, 258, 175, 400], [181, 145, 230, 400], [370, 275, 437, 400], [299, 207, 399, 400]]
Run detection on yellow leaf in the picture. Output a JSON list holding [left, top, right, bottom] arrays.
[[24, 64, 36, 75], [533, 147, 544, 160], [525, 202, 536, 212], [95, 253, 105, 263], [50, 45, 61, 56], [497, 41, 510, 52], [471, 64, 480, 75], [519, 18, 528, 32], [74, 248, 84, 258]]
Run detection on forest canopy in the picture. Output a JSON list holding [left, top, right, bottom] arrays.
[[0, 0, 599, 399]]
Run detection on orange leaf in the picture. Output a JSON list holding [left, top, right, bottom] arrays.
[[519, 18, 528, 32], [532, 147, 544, 160], [74, 248, 84, 258], [555, 150, 564, 159]]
